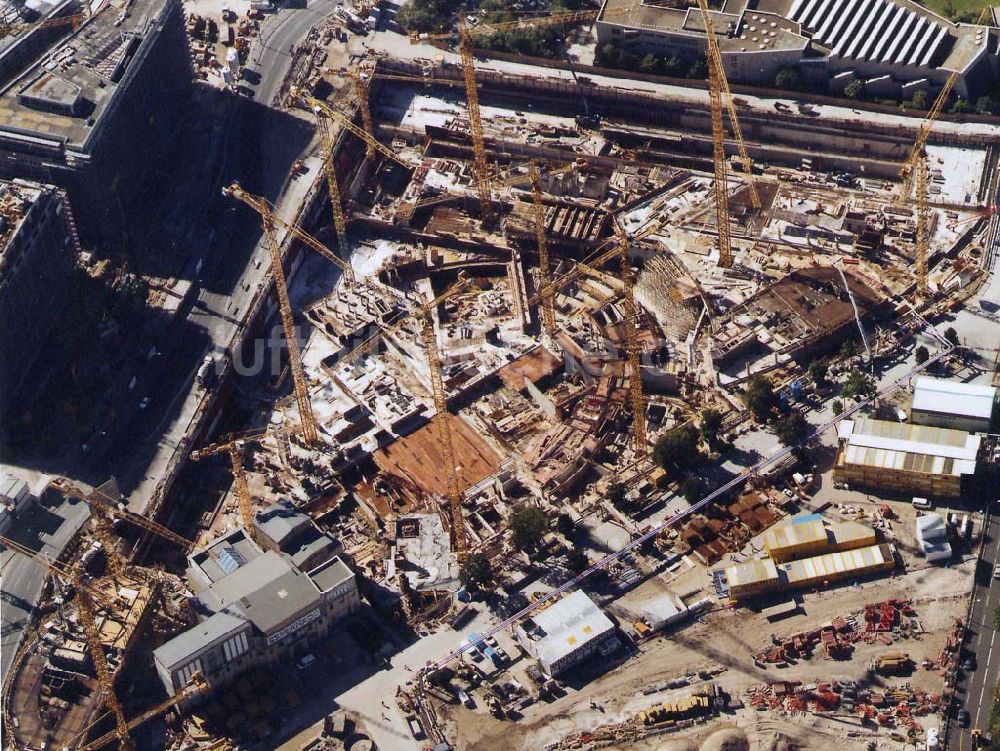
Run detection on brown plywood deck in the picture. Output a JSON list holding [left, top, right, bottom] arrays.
[[374, 413, 501, 497]]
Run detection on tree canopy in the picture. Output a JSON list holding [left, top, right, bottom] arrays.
[[699, 408, 724, 449], [459, 552, 493, 590], [510, 507, 549, 552], [744, 375, 778, 422], [775, 411, 810, 446], [653, 425, 701, 472]]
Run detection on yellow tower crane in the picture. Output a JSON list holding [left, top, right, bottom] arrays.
[[190, 429, 267, 540], [223, 184, 319, 444], [50, 478, 194, 551], [75, 672, 207, 751], [615, 225, 648, 455], [0, 535, 134, 751], [410, 10, 608, 223], [0, 12, 84, 38], [695, 0, 762, 268], [530, 163, 557, 339], [314, 278, 472, 558]]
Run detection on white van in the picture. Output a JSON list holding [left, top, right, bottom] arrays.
[[912, 497, 932, 510]]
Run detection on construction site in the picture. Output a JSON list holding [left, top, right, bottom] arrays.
[[4, 0, 1000, 750]]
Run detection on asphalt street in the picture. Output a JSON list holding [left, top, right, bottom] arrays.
[[0, 496, 90, 682], [947, 511, 1000, 751]]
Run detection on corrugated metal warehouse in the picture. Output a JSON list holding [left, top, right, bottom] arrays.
[[725, 544, 896, 600], [910, 377, 996, 433], [764, 516, 877, 562], [833, 417, 980, 499]]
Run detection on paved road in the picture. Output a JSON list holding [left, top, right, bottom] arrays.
[[0, 496, 90, 682], [948, 510, 1000, 751]]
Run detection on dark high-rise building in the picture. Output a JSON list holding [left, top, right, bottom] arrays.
[[0, 178, 81, 415], [0, 0, 192, 246]]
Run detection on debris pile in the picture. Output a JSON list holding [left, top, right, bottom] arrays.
[[746, 680, 942, 736]]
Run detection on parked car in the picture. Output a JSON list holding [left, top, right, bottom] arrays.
[[993, 564, 1000, 580], [962, 655, 977, 672], [296, 653, 316, 670], [958, 709, 971, 727]]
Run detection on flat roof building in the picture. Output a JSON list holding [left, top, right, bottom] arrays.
[[0, 179, 79, 423], [155, 526, 360, 698], [596, 0, 996, 99], [516, 591, 616, 676], [726, 543, 895, 599], [764, 516, 877, 562], [911, 377, 996, 433], [0, 0, 191, 245], [834, 416, 981, 498]]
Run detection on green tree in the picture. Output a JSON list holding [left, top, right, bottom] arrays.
[[653, 425, 701, 472], [608, 481, 626, 508], [596, 43, 620, 67], [944, 327, 960, 346], [686, 59, 707, 79], [699, 408, 725, 449], [912, 88, 929, 109], [993, 604, 1000, 632], [510, 507, 549, 552], [459, 552, 493, 590], [744, 375, 778, 422], [640, 54, 658, 73], [682, 476, 703, 504], [843, 80, 864, 100], [950, 98, 972, 114], [773, 66, 804, 91], [808, 360, 829, 387], [843, 371, 877, 400], [775, 411, 810, 446], [832, 399, 845, 416], [840, 339, 858, 358], [915, 345, 930, 365], [566, 549, 589, 573], [557, 512, 575, 539]]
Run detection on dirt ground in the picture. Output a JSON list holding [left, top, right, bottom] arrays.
[[446, 558, 973, 751]]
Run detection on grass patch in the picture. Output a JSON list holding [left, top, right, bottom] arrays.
[[915, 0, 990, 22]]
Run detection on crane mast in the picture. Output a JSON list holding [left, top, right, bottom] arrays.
[[705, 53, 732, 268], [317, 116, 351, 255], [530, 164, 557, 338], [264, 214, 318, 444], [223, 185, 319, 444], [458, 17, 493, 225], [420, 307, 466, 560], [191, 432, 262, 539], [616, 227, 648, 455], [0, 535, 133, 751], [915, 157, 929, 299]]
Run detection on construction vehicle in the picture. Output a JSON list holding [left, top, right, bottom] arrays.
[[870, 651, 913, 676], [562, 51, 600, 130], [222, 184, 319, 445]]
